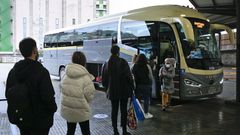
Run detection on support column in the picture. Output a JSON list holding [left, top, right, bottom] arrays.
[[12, 0, 16, 54], [45, 0, 49, 32], [218, 32, 221, 50], [78, 0, 81, 24], [236, 0, 240, 102], [29, 0, 33, 36], [62, 0, 66, 28]]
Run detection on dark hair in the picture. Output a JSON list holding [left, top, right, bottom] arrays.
[[108, 46, 120, 75], [19, 37, 37, 58], [136, 54, 148, 65], [72, 51, 86, 66], [111, 45, 120, 55]]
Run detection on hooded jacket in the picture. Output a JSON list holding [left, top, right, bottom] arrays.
[[5, 59, 57, 129], [132, 63, 152, 86], [159, 58, 175, 93], [60, 63, 95, 122], [102, 56, 134, 100]]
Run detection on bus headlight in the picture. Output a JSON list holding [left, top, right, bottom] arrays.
[[184, 79, 202, 87], [220, 78, 224, 84]]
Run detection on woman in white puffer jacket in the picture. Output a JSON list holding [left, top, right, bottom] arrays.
[[60, 51, 95, 135]]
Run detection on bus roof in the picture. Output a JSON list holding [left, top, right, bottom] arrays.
[[45, 5, 207, 35], [124, 5, 207, 21]]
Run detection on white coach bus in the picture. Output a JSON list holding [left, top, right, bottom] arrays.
[[43, 5, 234, 99]]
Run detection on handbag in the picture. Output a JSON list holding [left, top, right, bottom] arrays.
[[127, 104, 137, 130], [132, 95, 145, 121]]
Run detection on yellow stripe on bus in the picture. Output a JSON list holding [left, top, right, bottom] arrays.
[[187, 68, 223, 75], [120, 48, 136, 56]]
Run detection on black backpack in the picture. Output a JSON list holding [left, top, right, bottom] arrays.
[[6, 79, 34, 126]]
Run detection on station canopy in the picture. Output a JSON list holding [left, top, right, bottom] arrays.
[[190, 0, 236, 28]]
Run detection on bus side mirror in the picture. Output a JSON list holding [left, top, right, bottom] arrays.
[[211, 24, 235, 45]]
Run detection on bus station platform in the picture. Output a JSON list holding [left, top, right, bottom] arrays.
[[1, 86, 240, 135], [0, 64, 239, 135]]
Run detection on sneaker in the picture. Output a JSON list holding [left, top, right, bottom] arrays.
[[162, 107, 166, 111], [145, 113, 153, 119]]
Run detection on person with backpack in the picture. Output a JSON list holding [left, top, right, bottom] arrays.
[[5, 37, 57, 135], [131, 54, 153, 119], [159, 58, 175, 111], [60, 51, 95, 135], [102, 45, 134, 135]]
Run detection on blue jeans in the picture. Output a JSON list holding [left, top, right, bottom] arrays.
[[136, 85, 151, 113]]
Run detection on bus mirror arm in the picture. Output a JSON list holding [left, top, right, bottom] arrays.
[[211, 24, 235, 45]]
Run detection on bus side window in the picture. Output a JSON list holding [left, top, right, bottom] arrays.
[[44, 35, 51, 48], [46, 34, 58, 48], [86, 26, 98, 40], [58, 30, 74, 47], [72, 29, 83, 46], [98, 21, 118, 43]]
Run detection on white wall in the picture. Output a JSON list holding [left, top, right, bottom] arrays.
[[81, 0, 94, 23], [48, 0, 62, 32], [66, 0, 78, 26], [13, 0, 102, 49], [32, 0, 46, 48], [15, 0, 30, 48]]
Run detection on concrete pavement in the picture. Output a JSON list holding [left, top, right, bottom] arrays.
[[0, 63, 240, 135]]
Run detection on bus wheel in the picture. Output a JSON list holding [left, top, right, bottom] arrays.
[[59, 67, 65, 81]]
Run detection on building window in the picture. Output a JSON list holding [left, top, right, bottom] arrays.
[[103, 5, 106, 9], [99, 11, 103, 17], [72, 18, 76, 25], [96, 5, 99, 9], [55, 18, 59, 29]]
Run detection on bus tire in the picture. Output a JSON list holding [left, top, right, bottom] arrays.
[[59, 67, 65, 81]]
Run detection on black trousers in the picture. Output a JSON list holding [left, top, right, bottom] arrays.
[[18, 126, 50, 135], [67, 120, 90, 135], [110, 99, 128, 131]]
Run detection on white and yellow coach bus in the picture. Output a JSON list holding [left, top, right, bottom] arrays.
[[43, 5, 234, 99]]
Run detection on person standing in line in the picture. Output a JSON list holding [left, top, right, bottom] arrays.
[[60, 51, 95, 135], [131, 54, 153, 119], [131, 54, 138, 69], [130, 54, 138, 90], [159, 58, 175, 111], [102, 46, 134, 135], [5, 38, 57, 135]]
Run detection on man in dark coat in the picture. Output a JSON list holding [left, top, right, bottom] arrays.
[[102, 46, 133, 135], [5, 38, 57, 135]]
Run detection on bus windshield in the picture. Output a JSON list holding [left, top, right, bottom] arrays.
[[176, 18, 222, 70]]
